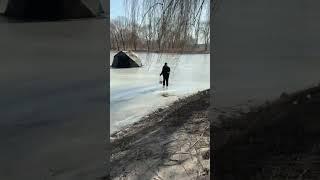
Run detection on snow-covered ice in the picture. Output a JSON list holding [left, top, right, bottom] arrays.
[[110, 51, 210, 133]]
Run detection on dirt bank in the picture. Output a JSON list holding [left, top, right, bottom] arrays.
[[213, 85, 320, 179], [110, 90, 210, 180]]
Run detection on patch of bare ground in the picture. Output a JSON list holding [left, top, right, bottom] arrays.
[[109, 90, 210, 180], [213, 84, 320, 179]]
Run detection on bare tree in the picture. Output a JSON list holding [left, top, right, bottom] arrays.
[[110, 16, 131, 50], [110, 0, 210, 52], [110, 20, 121, 51], [201, 20, 210, 51]]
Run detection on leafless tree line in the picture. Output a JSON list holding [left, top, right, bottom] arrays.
[[110, 0, 210, 53]]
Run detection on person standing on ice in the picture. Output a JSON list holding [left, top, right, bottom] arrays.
[[160, 62, 170, 88]]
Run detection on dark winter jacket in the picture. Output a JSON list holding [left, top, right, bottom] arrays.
[[160, 65, 170, 77]]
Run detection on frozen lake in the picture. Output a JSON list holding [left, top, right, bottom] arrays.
[[110, 52, 210, 133]]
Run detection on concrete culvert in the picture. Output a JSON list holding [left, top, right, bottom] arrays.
[[111, 51, 142, 68]]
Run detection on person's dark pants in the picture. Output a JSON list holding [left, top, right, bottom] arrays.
[[163, 75, 169, 86]]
